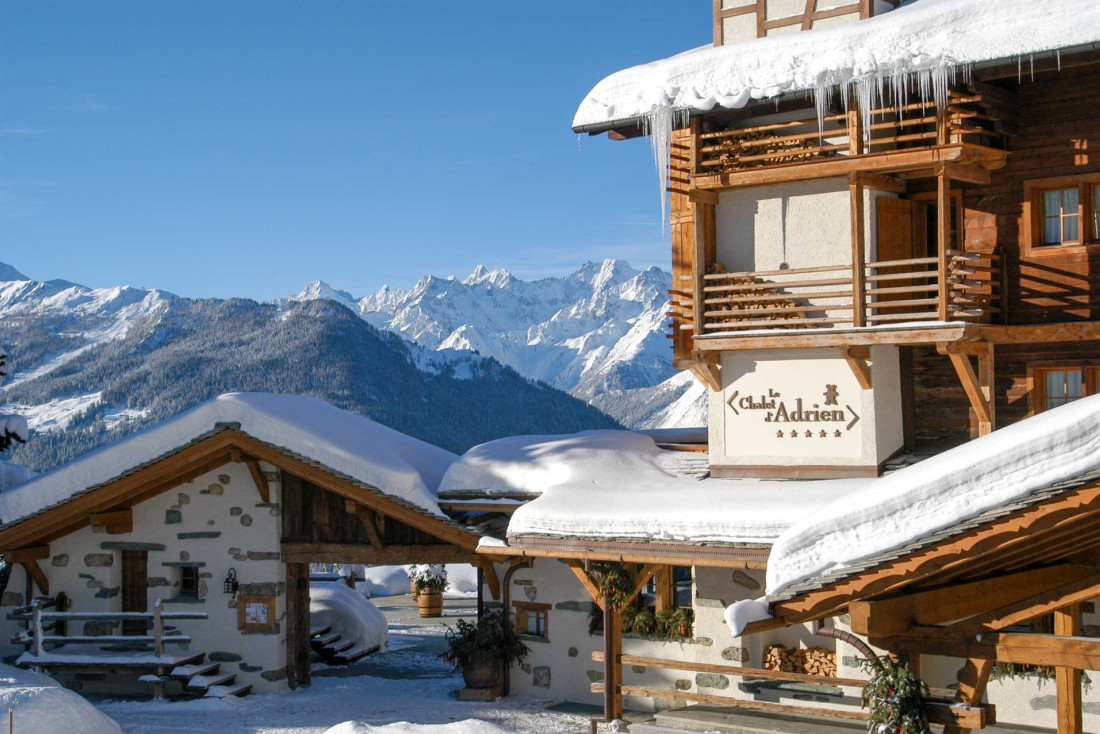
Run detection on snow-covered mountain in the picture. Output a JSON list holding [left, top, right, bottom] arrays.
[[0, 264, 620, 471], [283, 259, 707, 428]]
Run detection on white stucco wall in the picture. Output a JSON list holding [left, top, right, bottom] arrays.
[[0, 462, 288, 696], [502, 561, 1100, 729], [708, 346, 903, 473]]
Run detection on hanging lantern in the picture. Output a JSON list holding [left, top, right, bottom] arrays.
[[224, 568, 239, 596]]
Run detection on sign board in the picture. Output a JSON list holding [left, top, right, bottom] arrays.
[[711, 348, 903, 475]]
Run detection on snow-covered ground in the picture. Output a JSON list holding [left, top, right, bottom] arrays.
[[0, 663, 123, 734]]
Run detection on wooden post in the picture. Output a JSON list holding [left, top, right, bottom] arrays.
[[31, 599, 43, 658], [1055, 605, 1083, 734], [152, 598, 164, 658], [603, 601, 623, 722], [849, 173, 866, 327], [655, 566, 674, 615], [937, 166, 951, 321], [943, 658, 993, 734], [977, 342, 995, 436]]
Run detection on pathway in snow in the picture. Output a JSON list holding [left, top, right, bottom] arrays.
[[96, 596, 587, 734]]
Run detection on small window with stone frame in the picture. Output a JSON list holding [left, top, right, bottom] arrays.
[[178, 566, 200, 598]]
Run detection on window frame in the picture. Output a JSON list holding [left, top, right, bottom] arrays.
[[1023, 174, 1100, 257], [178, 566, 200, 599], [513, 601, 551, 641], [1027, 362, 1100, 416]]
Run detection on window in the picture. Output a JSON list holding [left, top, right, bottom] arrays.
[[1024, 175, 1100, 254], [179, 566, 200, 598], [513, 602, 550, 640], [1041, 187, 1080, 244], [1030, 365, 1100, 414]]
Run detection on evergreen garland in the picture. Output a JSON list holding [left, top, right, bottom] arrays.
[[861, 656, 932, 734], [590, 562, 634, 610]]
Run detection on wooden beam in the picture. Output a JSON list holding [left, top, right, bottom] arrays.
[[943, 658, 994, 734], [654, 566, 674, 615], [950, 572, 1100, 639], [4, 545, 50, 564], [89, 509, 133, 535], [1055, 605, 1083, 734], [685, 358, 721, 392], [936, 164, 951, 320], [626, 564, 660, 606], [246, 459, 270, 503], [842, 346, 872, 389], [359, 509, 385, 551], [478, 538, 770, 570], [696, 323, 977, 353], [940, 161, 990, 185], [857, 172, 906, 193], [280, 542, 474, 565], [603, 600, 623, 721], [849, 564, 1097, 637], [849, 173, 866, 328], [476, 560, 501, 601], [882, 631, 1100, 670], [566, 559, 604, 611], [23, 560, 48, 596], [939, 343, 993, 435], [687, 188, 719, 206]]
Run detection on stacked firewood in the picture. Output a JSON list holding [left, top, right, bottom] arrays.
[[710, 128, 822, 171], [706, 263, 805, 327], [801, 647, 838, 678], [763, 645, 838, 678]]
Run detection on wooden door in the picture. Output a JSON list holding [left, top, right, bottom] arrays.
[[121, 550, 148, 636], [875, 197, 915, 314]]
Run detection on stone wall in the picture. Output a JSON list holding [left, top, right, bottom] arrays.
[[0, 461, 288, 696]]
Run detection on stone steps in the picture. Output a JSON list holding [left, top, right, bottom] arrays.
[[648, 706, 866, 734]]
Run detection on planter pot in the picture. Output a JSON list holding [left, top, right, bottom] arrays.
[[410, 580, 418, 598], [417, 590, 443, 617], [461, 655, 501, 689]]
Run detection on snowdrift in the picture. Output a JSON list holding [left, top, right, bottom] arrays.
[[0, 663, 123, 734], [310, 582, 388, 654], [324, 721, 515, 734]]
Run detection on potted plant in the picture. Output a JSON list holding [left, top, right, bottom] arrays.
[[443, 610, 529, 690], [408, 564, 448, 617]]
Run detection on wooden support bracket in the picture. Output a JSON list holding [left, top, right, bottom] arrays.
[[246, 459, 271, 503], [938, 342, 995, 435], [23, 560, 48, 596], [686, 358, 721, 392], [943, 658, 994, 734], [842, 346, 872, 389], [4, 545, 50, 564], [89, 509, 133, 535], [475, 560, 501, 601], [566, 559, 604, 611], [344, 505, 385, 551]]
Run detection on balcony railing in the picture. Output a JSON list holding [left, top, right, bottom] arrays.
[[693, 90, 1009, 178], [669, 250, 1002, 342]]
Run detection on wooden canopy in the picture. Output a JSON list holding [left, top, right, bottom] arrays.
[[751, 468, 1100, 733]]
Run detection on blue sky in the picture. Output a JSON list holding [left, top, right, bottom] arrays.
[[1, 2, 707, 300]]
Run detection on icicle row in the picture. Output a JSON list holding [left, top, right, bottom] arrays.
[[643, 103, 689, 229]]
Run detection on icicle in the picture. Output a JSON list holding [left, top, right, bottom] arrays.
[[576, 133, 582, 152], [1029, 54, 1035, 82], [642, 103, 688, 229], [1017, 56, 1022, 83], [1057, 49, 1062, 71]]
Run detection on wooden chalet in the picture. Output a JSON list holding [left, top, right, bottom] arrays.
[[0, 394, 494, 698], [482, 1, 1100, 731]]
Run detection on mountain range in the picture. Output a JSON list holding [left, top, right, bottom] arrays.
[[0, 259, 704, 472]]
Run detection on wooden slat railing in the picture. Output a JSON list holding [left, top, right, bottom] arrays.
[[684, 250, 1003, 338], [16, 598, 208, 658], [695, 89, 1006, 176]]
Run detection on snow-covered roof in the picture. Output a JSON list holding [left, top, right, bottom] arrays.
[[442, 430, 871, 545], [573, 0, 1100, 133], [0, 393, 457, 526], [764, 394, 1100, 600]]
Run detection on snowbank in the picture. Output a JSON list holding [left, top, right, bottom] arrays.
[[574, 0, 1100, 132], [0, 460, 34, 493], [0, 392, 457, 525], [445, 564, 479, 596], [311, 582, 388, 654], [452, 430, 869, 544], [356, 566, 411, 597], [0, 662, 123, 734], [767, 394, 1100, 598], [324, 721, 515, 734]]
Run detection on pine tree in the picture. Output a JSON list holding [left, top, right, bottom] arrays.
[[0, 349, 28, 452]]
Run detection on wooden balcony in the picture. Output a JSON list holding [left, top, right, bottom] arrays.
[[669, 250, 1003, 349], [685, 87, 1012, 189]]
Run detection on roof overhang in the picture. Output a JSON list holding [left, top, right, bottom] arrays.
[[479, 535, 770, 570]]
